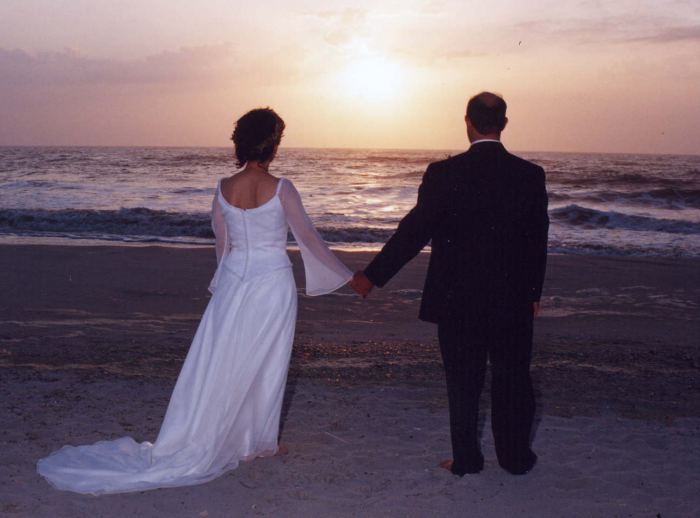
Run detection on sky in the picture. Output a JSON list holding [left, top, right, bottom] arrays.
[[0, 0, 699, 154]]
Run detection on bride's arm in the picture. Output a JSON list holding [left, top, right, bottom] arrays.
[[212, 192, 228, 264], [279, 179, 352, 296], [208, 187, 230, 293]]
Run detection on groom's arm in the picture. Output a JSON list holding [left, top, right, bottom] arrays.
[[525, 167, 549, 303], [364, 164, 441, 288]]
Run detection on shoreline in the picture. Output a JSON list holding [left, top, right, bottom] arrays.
[[3, 233, 700, 260], [3, 235, 700, 259]]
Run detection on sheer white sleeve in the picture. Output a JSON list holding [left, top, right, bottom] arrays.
[[279, 179, 352, 296], [208, 184, 230, 294]]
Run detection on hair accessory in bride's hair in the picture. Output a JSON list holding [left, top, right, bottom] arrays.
[[231, 108, 286, 167], [251, 119, 284, 155]]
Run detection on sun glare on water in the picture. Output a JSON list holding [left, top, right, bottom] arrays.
[[335, 55, 405, 103]]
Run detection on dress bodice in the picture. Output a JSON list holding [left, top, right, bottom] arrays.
[[209, 177, 352, 295], [216, 179, 292, 280]]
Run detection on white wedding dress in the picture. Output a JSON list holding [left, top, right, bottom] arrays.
[[37, 177, 352, 495]]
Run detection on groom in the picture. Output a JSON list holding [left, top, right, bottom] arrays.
[[351, 92, 549, 476]]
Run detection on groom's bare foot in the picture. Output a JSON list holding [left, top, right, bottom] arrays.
[[439, 459, 453, 471], [439, 455, 484, 475]]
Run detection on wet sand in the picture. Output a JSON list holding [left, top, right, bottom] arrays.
[[1, 245, 699, 517]]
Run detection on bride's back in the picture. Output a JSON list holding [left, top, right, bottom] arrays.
[[220, 172, 279, 210]]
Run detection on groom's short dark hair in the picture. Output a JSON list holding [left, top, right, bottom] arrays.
[[466, 92, 507, 134]]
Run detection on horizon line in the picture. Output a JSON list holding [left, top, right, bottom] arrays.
[[0, 143, 698, 158]]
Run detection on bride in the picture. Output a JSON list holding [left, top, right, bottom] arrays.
[[37, 108, 353, 495]]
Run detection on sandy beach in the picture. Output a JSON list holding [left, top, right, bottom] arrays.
[[1, 244, 699, 517]]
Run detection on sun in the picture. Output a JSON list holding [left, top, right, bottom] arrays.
[[334, 55, 405, 103]]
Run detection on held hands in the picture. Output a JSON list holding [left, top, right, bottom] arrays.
[[533, 302, 540, 317], [350, 270, 374, 298]]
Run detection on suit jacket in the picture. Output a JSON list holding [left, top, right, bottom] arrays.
[[364, 141, 549, 324]]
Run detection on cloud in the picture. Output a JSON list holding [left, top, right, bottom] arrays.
[[0, 43, 304, 146], [313, 7, 367, 22], [437, 49, 488, 60], [628, 25, 700, 43], [509, 18, 629, 45], [0, 44, 236, 87], [299, 8, 369, 47], [390, 46, 487, 66], [508, 16, 700, 47], [325, 9, 369, 46]]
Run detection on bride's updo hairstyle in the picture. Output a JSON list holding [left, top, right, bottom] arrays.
[[231, 108, 286, 167]]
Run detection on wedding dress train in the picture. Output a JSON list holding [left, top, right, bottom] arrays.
[[37, 177, 351, 495]]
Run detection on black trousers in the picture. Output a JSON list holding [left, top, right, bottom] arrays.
[[437, 305, 535, 474]]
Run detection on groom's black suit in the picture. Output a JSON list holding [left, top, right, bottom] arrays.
[[364, 141, 549, 475]]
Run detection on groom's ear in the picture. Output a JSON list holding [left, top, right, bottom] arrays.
[[502, 117, 509, 131]]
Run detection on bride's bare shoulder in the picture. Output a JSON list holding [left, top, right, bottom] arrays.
[[219, 172, 283, 208], [220, 173, 243, 188], [221, 172, 281, 188]]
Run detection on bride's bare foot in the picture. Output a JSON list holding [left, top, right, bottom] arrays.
[[439, 459, 453, 471], [276, 444, 289, 456]]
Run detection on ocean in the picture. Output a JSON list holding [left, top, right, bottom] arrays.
[[1, 146, 699, 257]]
